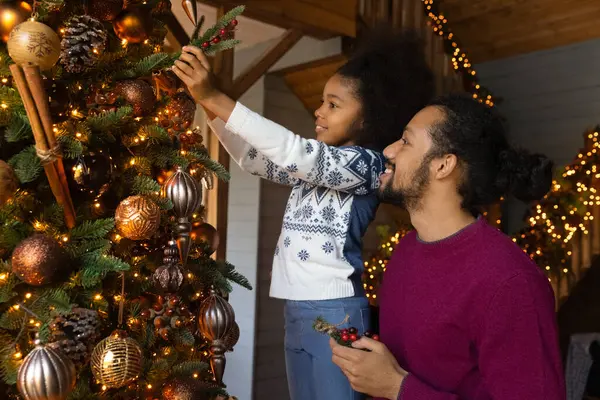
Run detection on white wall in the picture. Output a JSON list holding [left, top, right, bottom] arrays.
[[476, 37, 600, 231], [224, 36, 342, 400]]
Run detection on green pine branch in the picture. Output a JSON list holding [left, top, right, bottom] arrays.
[[4, 113, 32, 143], [131, 175, 161, 195], [79, 251, 130, 288], [146, 358, 170, 382], [0, 274, 19, 303], [117, 53, 176, 80], [36, 0, 65, 20], [69, 218, 115, 240], [147, 193, 173, 210], [142, 323, 157, 348], [87, 106, 133, 131], [147, 147, 186, 169], [139, 125, 171, 144], [204, 39, 241, 56], [172, 360, 209, 376], [0, 223, 28, 254], [171, 328, 195, 348], [0, 86, 24, 110], [126, 156, 153, 175], [0, 308, 24, 330], [218, 260, 253, 290], [198, 5, 245, 46], [67, 376, 100, 400], [8, 146, 42, 184], [39, 288, 71, 314], [186, 150, 230, 182], [0, 338, 20, 384], [57, 134, 84, 159], [0, 48, 13, 76]]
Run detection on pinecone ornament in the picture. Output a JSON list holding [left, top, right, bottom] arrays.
[[47, 308, 101, 368], [60, 16, 107, 73]]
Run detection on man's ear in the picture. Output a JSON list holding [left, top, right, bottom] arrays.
[[432, 154, 458, 180]]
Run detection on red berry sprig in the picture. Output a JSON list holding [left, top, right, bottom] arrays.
[[200, 19, 238, 51], [337, 326, 378, 347]]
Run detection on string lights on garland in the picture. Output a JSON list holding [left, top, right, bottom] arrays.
[[421, 0, 497, 106]]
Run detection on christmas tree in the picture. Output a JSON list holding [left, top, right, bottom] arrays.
[[0, 1, 250, 399]]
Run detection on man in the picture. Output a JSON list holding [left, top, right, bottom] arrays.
[[331, 94, 566, 399]]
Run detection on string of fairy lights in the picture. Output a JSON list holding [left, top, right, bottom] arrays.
[[421, 0, 497, 106], [364, 129, 600, 300]]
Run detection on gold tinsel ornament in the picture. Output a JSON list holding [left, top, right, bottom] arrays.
[[17, 337, 76, 400], [115, 195, 160, 240], [90, 330, 143, 389]]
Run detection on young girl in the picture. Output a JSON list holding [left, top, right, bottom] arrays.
[[173, 29, 434, 400]]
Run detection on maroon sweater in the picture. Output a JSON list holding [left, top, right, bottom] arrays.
[[378, 218, 566, 400]]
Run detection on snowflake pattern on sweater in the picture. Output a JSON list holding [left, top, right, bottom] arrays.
[[208, 102, 386, 300]]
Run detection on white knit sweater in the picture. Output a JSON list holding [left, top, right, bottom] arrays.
[[208, 102, 385, 300]]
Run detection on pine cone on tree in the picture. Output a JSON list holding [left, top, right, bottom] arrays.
[[47, 308, 102, 368], [60, 15, 107, 73]]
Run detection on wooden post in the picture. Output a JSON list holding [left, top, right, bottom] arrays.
[[582, 230, 592, 275], [558, 271, 569, 306], [212, 5, 235, 260], [571, 231, 581, 282], [593, 203, 600, 255]]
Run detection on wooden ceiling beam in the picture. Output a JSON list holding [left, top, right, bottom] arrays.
[[440, 0, 600, 62], [229, 29, 304, 100], [199, 0, 357, 38]]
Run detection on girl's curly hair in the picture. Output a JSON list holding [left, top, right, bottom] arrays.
[[337, 26, 435, 151]]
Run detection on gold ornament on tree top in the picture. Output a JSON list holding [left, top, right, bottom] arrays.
[[7, 20, 61, 71], [17, 337, 76, 400]]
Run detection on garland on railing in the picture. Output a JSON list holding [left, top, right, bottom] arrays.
[[421, 0, 498, 106]]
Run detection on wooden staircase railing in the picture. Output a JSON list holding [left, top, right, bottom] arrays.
[[358, 0, 463, 96]]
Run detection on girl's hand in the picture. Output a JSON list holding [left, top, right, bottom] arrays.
[[173, 46, 219, 103]]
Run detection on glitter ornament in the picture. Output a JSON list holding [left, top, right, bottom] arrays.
[[11, 234, 69, 286]]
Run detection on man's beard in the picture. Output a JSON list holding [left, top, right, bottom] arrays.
[[378, 157, 432, 211]]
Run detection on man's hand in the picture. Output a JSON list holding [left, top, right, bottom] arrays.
[[330, 337, 407, 399], [173, 46, 219, 103]]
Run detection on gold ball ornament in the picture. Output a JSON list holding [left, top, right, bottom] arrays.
[[0, 1, 32, 43], [191, 222, 219, 256], [11, 234, 69, 286], [113, 8, 152, 43], [17, 340, 76, 400], [90, 330, 143, 389], [7, 20, 61, 71], [0, 159, 18, 207], [115, 195, 161, 240]]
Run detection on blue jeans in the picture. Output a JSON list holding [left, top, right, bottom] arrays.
[[284, 297, 371, 400]]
